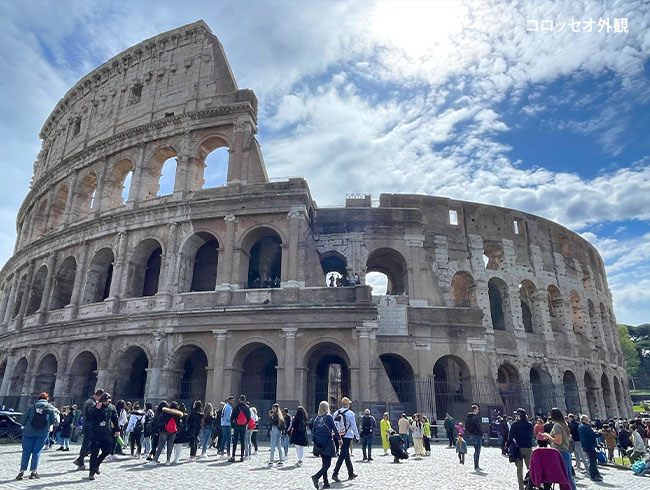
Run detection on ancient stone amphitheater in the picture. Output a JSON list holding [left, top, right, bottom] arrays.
[[0, 21, 631, 423]]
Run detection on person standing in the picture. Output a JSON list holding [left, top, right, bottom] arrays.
[[73, 388, 104, 470], [534, 417, 547, 447], [281, 408, 292, 460], [186, 400, 203, 462], [199, 403, 215, 458], [568, 413, 588, 471], [311, 400, 341, 489], [172, 403, 189, 464], [219, 396, 234, 456], [578, 414, 603, 482], [542, 408, 577, 490], [146, 402, 166, 461], [444, 413, 455, 447], [151, 401, 184, 465], [359, 408, 376, 461], [290, 406, 309, 465], [331, 396, 359, 483], [250, 406, 259, 454], [16, 392, 55, 480], [601, 423, 617, 462], [422, 415, 431, 456], [58, 406, 74, 451], [268, 403, 285, 465], [465, 404, 484, 472], [142, 402, 155, 458], [507, 408, 534, 490], [380, 412, 392, 455], [125, 403, 144, 458], [87, 393, 120, 481], [411, 413, 426, 457], [398, 413, 410, 451], [229, 394, 251, 462]]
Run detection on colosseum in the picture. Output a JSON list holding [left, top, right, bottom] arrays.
[[0, 20, 632, 424]]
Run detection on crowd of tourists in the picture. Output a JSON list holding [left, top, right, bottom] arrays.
[[11, 390, 650, 487]]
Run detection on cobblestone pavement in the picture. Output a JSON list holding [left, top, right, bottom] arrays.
[[0, 442, 646, 489]]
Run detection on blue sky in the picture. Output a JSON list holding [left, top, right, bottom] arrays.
[[1, 0, 649, 324]]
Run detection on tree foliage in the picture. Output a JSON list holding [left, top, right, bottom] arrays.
[[624, 323, 650, 389], [618, 324, 640, 377]]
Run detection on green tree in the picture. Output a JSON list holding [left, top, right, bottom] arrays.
[[627, 323, 650, 390], [619, 324, 640, 378]]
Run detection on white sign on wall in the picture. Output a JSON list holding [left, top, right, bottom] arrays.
[[376, 295, 408, 336]]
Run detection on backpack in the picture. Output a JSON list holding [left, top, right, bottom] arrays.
[[334, 408, 350, 436], [312, 415, 331, 447], [247, 415, 256, 430], [133, 416, 144, 435], [165, 416, 177, 433], [143, 413, 154, 437], [32, 406, 49, 430], [236, 408, 247, 426], [631, 460, 647, 475]]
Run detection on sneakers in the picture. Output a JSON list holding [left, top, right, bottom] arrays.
[[72, 458, 84, 467], [268, 461, 274, 466], [297, 460, 303, 466], [57, 447, 64, 451], [311, 475, 319, 488], [278, 461, 283, 466], [165, 460, 171, 466], [228, 457, 236, 462], [348, 474, 358, 480], [15, 472, 23, 480], [88, 473, 95, 481], [368, 457, 374, 461], [29, 472, 40, 480], [332, 474, 341, 482]]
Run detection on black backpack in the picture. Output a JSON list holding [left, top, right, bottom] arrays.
[[32, 406, 49, 430], [312, 416, 331, 447], [143, 413, 155, 437], [133, 416, 144, 436]]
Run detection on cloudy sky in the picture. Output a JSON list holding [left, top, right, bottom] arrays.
[[1, 0, 649, 324]]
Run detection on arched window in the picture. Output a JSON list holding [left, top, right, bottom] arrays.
[[519, 280, 537, 333], [76, 172, 98, 219], [126, 239, 163, 298], [82, 248, 114, 304], [569, 290, 584, 334], [50, 257, 77, 310], [26, 265, 48, 315], [142, 147, 177, 200], [366, 248, 408, 295], [483, 240, 503, 270], [104, 159, 134, 209], [157, 157, 176, 196], [320, 252, 348, 287], [450, 271, 476, 307], [32, 199, 49, 239], [240, 228, 282, 288], [178, 232, 219, 292], [488, 277, 509, 330], [198, 136, 230, 189], [48, 185, 68, 230]]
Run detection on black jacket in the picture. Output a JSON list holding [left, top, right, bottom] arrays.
[[508, 419, 534, 449], [87, 403, 119, 441], [174, 415, 189, 444], [568, 420, 580, 441], [290, 414, 308, 446], [60, 412, 74, 439], [230, 403, 251, 427], [187, 409, 203, 437], [465, 412, 483, 437], [359, 414, 376, 437]]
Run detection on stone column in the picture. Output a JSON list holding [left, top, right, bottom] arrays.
[[285, 208, 303, 288], [91, 158, 108, 217], [68, 241, 89, 319], [0, 351, 16, 397], [531, 290, 555, 340], [127, 142, 146, 204], [159, 222, 179, 295], [282, 328, 298, 400], [20, 349, 38, 398], [37, 253, 57, 324], [0, 275, 16, 324], [15, 260, 35, 330], [53, 343, 71, 399], [368, 323, 380, 401], [62, 170, 80, 225], [107, 231, 128, 309], [405, 234, 426, 301], [145, 332, 167, 399], [210, 329, 228, 403], [356, 324, 373, 404], [216, 215, 237, 289]]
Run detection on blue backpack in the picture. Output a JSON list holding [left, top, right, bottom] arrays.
[[311, 416, 331, 447], [631, 460, 647, 475]]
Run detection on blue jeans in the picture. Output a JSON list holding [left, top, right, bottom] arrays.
[[560, 450, 577, 490], [446, 428, 455, 446], [361, 434, 373, 459], [269, 426, 284, 462], [21, 435, 47, 472], [201, 426, 212, 453], [282, 433, 289, 456], [219, 426, 231, 453], [468, 435, 482, 469], [62, 437, 70, 449], [400, 434, 408, 450]]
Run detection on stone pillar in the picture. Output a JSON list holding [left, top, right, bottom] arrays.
[[356, 324, 373, 403], [107, 231, 128, 307], [282, 328, 298, 400], [53, 343, 71, 399], [284, 208, 303, 288], [210, 329, 227, 403], [0, 351, 16, 397], [69, 241, 89, 319], [62, 170, 80, 225], [350, 367, 360, 404], [20, 349, 38, 398], [0, 275, 16, 324], [368, 324, 380, 401], [37, 253, 57, 324], [216, 216, 238, 289], [531, 290, 554, 340], [127, 142, 146, 203], [145, 332, 167, 399], [227, 117, 254, 184], [159, 222, 180, 296], [404, 234, 426, 301], [15, 260, 35, 330]]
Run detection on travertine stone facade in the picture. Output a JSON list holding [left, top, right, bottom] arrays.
[[0, 21, 632, 420]]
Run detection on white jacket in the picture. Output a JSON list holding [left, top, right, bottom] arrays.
[[334, 407, 359, 440], [632, 430, 645, 453], [411, 421, 424, 439]]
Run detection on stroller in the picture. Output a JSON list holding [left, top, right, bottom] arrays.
[[525, 448, 572, 490]]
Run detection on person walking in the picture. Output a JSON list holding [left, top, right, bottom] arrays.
[[281, 407, 292, 459], [359, 408, 376, 461], [142, 402, 155, 458], [444, 413, 455, 447], [411, 413, 426, 457], [146, 402, 166, 461], [331, 396, 359, 483], [465, 404, 484, 472], [578, 414, 603, 482], [310, 400, 341, 489], [87, 393, 120, 481], [250, 406, 259, 454], [456, 433, 467, 464], [16, 392, 56, 480], [567, 413, 589, 471], [125, 403, 144, 458], [244, 405, 256, 459], [290, 405, 309, 465], [186, 400, 203, 462], [507, 408, 534, 490], [268, 403, 285, 465], [199, 403, 215, 458], [72, 388, 104, 470], [151, 401, 183, 465], [229, 394, 251, 462], [58, 406, 74, 451], [541, 407, 577, 490], [380, 412, 392, 455], [219, 396, 234, 456], [601, 423, 617, 462], [422, 415, 432, 456]]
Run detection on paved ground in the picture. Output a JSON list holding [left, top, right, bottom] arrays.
[[0, 442, 646, 489]]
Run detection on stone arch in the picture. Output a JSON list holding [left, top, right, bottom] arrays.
[[142, 145, 178, 200], [488, 277, 511, 331], [178, 232, 219, 292], [547, 285, 562, 332], [32, 199, 49, 239], [569, 290, 585, 334], [50, 256, 77, 310], [320, 251, 348, 286], [612, 377, 624, 418], [584, 371, 599, 418], [8, 356, 28, 395], [304, 341, 352, 413], [196, 134, 230, 190], [450, 271, 476, 307], [113, 346, 149, 401], [125, 238, 163, 298], [33, 354, 57, 396], [231, 342, 279, 407], [82, 247, 114, 304], [48, 184, 69, 230], [483, 239, 504, 270], [68, 351, 98, 403], [75, 171, 98, 219], [563, 370, 581, 415], [519, 280, 537, 333], [104, 158, 134, 209], [379, 354, 417, 413], [530, 366, 555, 415], [26, 265, 48, 315], [11, 274, 28, 319], [366, 247, 408, 295], [601, 373, 614, 418], [239, 226, 283, 288], [497, 363, 524, 414], [433, 355, 473, 417], [170, 344, 208, 404]]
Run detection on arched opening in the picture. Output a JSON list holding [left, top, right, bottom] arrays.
[[563, 371, 581, 415], [104, 159, 134, 209], [433, 355, 472, 417], [530, 367, 555, 415], [570, 290, 584, 334], [114, 347, 149, 401], [366, 248, 408, 295], [519, 280, 536, 333], [613, 377, 624, 417], [50, 256, 77, 310], [450, 272, 476, 307], [178, 232, 219, 292], [82, 248, 114, 304], [232, 343, 278, 416], [11, 275, 27, 319], [32, 199, 48, 239], [202, 144, 230, 189], [48, 185, 68, 230], [488, 277, 509, 331], [34, 354, 57, 396], [601, 373, 614, 418], [547, 285, 562, 332], [68, 351, 98, 403], [173, 346, 208, 406], [26, 265, 48, 315], [240, 228, 282, 288], [320, 252, 348, 287], [8, 357, 28, 395], [379, 354, 416, 414], [306, 343, 350, 413], [366, 272, 388, 295], [142, 147, 177, 200], [483, 240, 503, 270], [75, 172, 98, 219], [126, 239, 163, 298], [584, 372, 599, 418], [497, 364, 524, 414]]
